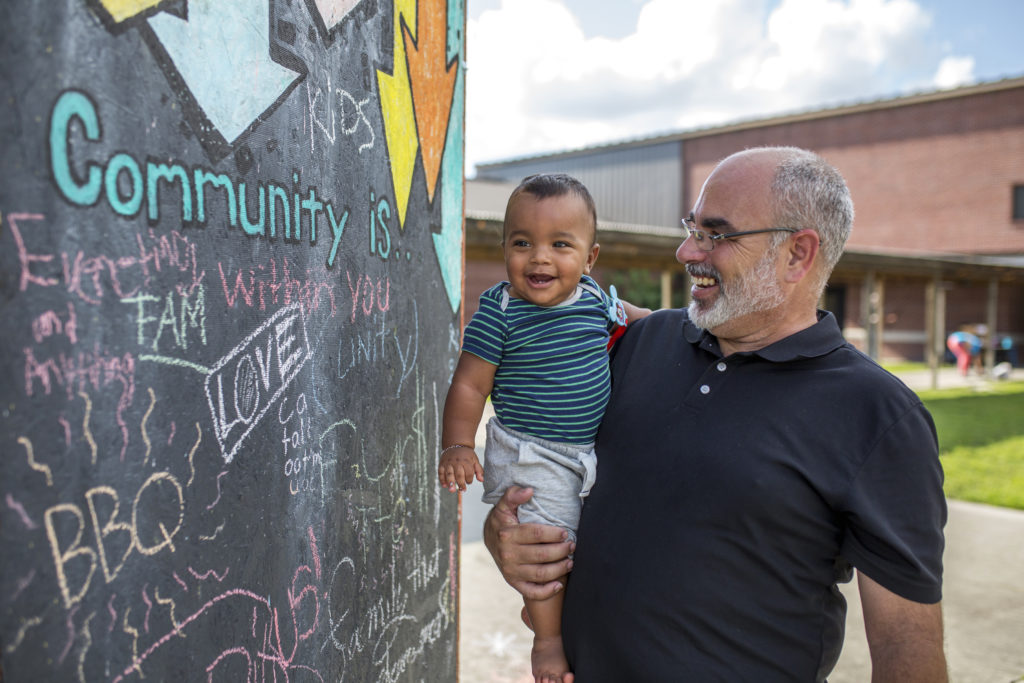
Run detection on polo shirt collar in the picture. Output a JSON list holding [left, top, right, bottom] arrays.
[[683, 310, 846, 362]]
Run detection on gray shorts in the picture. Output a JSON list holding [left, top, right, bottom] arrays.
[[481, 418, 597, 542]]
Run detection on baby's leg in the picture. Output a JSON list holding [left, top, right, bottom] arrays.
[[525, 575, 571, 683]]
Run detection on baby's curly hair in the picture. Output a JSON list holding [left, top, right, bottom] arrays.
[[504, 172, 598, 244]]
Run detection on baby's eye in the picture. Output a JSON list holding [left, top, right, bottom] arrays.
[[511, 239, 530, 247], [553, 241, 571, 248]]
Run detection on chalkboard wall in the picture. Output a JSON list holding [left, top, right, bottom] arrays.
[[0, 0, 464, 679]]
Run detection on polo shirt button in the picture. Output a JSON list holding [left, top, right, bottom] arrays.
[[716, 362, 727, 372], [700, 384, 710, 394]]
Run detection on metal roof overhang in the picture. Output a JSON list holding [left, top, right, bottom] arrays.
[[465, 212, 1024, 284]]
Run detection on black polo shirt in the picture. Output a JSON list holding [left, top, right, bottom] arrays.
[[563, 309, 945, 682]]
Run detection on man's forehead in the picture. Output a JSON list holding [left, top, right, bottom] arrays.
[[694, 158, 773, 217]]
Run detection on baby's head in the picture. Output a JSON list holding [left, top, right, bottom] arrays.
[[503, 173, 598, 245], [501, 173, 601, 307]]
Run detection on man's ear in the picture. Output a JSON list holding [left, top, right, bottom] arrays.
[[584, 242, 600, 274], [783, 230, 819, 283]]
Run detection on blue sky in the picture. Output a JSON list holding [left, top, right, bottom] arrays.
[[464, 0, 1024, 173]]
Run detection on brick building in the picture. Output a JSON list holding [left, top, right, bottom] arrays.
[[466, 76, 1024, 370]]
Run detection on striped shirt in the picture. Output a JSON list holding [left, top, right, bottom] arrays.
[[462, 276, 613, 444]]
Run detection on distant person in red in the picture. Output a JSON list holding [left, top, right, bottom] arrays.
[[947, 328, 983, 376]]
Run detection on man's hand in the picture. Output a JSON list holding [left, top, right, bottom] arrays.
[[858, 571, 947, 682], [483, 486, 575, 601]]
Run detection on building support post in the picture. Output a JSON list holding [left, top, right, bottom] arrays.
[[925, 277, 946, 390], [863, 271, 885, 361], [661, 270, 673, 310], [985, 278, 999, 374]]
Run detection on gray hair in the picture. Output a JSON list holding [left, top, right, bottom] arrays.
[[762, 147, 854, 278]]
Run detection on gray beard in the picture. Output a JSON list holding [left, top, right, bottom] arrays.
[[688, 248, 785, 331]]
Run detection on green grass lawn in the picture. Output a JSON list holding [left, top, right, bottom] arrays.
[[916, 381, 1024, 510]]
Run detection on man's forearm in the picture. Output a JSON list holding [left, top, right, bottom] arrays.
[[483, 487, 575, 601], [859, 572, 947, 683], [869, 637, 947, 683]]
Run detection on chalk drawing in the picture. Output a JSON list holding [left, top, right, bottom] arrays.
[[77, 391, 98, 465], [137, 354, 211, 375], [6, 493, 37, 529], [77, 612, 96, 683], [436, 49, 465, 314], [153, 587, 181, 635], [122, 606, 141, 677], [311, 0, 364, 30], [376, 0, 418, 228], [401, 0, 458, 203], [141, 387, 155, 464], [186, 422, 201, 487], [4, 614, 43, 654], [59, 605, 81, 665], [19, 435, 52, 486], [95, 0, 163, 24], [12, 569, 36, 601], [205, 471, 228, 510], [204, 302, 311, 463], [59, 414, 71, 446], [146, 0, 302, 144], [141, 585, 152, 633], [187, 566, 229, 583], [107, 594, 118, 632]]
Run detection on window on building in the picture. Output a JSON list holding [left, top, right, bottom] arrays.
[[1014, 185, 1024, 220]]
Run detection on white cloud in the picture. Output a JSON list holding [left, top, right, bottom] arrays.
[[932, 55, 975, 89], [465, 0, 952, 174]]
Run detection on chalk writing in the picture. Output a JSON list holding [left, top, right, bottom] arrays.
[[7, 213, 203, 305], [368, 189, 394, 259], [218, 256, 338, 317], [45, 471, 185, 608], [1, 1, 463, 678], [344, 271, 391, 322], [305, 77, 376, 154], [279, 392, 332, 502], [336, 303, 418, 397], [31, 302, 78, 344], [49, 90, 353, 267], [204, 302, 310, 463], [121, 284, 207, 353]]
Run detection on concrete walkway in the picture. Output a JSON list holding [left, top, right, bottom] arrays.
[[458, 367, 1024, 681], [895, 365, 1018, 393]]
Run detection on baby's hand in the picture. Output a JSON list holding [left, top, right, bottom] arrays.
[[438, 446, 484, 493]]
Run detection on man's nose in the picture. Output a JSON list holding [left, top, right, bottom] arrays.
[[676, 236, 705, 264]]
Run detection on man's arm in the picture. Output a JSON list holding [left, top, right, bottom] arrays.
[[483, 486, 574, 600], [858, 571, 947, 682], [622, 300, 652, 323]]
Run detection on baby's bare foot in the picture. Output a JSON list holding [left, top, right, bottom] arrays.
[[532, 634, 571, 683]]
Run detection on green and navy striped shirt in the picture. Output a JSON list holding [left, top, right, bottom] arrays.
[[462, 276, 614, 444]]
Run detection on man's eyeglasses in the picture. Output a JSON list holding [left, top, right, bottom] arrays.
[[681, 218, 797, 252]]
